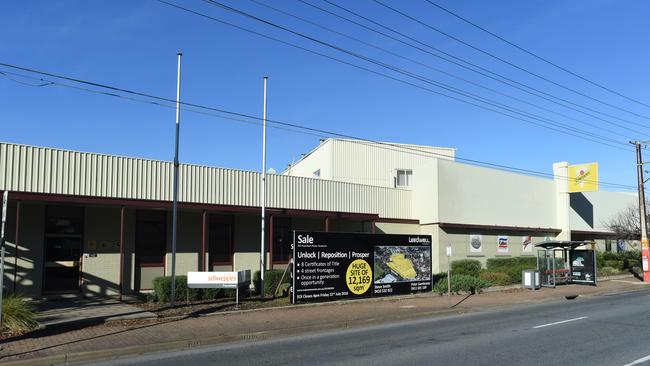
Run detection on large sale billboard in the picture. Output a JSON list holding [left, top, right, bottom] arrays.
[[291, 231, 432, 304]]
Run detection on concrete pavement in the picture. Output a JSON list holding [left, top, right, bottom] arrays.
[[1, 277, 648, 365]]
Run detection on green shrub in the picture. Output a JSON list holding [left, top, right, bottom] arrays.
[[486, 257, 537, 282], [153, 276, 201, 303], [598, 266, 620, 277], [479, 271, 513, 286], [434, 274, 490, 295], [604, 260, 625, 270], [2, 295, 38, 334], [253, 269, 291, 297], [451, 260, 482, 277], [627, 259, 641, 269]]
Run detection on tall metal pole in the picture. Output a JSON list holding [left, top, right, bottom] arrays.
[[170, 52, 182, 306], [634, 142, 650, 282], [0, 191, 8, 328], [260, 76, 268, 300]]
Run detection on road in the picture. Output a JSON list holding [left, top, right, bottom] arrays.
[[90, 288, 650, 366]]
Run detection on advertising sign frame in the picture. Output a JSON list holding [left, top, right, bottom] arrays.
[[569, 250, 597, 285], [291, 231, 432, 304]]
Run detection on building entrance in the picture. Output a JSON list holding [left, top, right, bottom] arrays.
[[43, 206, 83, 293]]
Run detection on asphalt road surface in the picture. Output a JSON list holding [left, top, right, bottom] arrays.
[[90, 288, 650, 366]]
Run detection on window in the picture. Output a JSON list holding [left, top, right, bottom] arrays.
[[135, 210, 166, 265], [313, 169, 321, 179], [209, 215, 233, 265], [272, 217, 292, 263], [396, 169, 412, 187]]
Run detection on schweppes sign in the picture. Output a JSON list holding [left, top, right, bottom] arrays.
[[568, 162, 599, 192]]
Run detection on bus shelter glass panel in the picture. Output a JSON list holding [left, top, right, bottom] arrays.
[[537, 250, 555, 287]]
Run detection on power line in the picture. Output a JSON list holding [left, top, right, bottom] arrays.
[[312, 0, 650, 132], [191, 0, 633, 149], [422, 0, 650, 111], [373, 0, 650, 121], [246, 0, 636, 141], [0, 62, 635, 190]]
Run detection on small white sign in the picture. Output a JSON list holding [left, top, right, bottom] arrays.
[[187, 271, 250, 289], [446, 246, 452, 257], [1, 191, 7, 223]]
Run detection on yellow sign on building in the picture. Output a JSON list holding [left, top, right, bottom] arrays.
[[568, 162, 599, 192]]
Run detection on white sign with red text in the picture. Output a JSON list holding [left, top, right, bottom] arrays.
[[187, 270, 251, 289]]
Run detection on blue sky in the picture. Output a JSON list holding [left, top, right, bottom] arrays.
[[2, 0, 649, 191]]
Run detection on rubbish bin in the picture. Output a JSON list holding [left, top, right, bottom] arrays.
[[522, 269, 540, 290]]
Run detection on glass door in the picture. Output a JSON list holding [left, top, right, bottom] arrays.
[[43, 206, 83, 293]]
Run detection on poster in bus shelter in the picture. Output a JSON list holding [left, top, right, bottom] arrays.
[[291, 231, 432, 304], [570, 250, 596, 285]]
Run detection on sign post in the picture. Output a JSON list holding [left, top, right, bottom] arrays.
[[446, 245, 452, 296]]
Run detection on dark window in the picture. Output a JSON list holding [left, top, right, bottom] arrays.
[[273, 218, 292, 263], [46, 206, 84, 235], [209, 215, 233, 264], [136, 210, 166, 265], [44, 205, 83, 292], [605, 239, 612, 252]]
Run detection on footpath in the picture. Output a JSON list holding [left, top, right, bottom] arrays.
[[1, 277, 648, 366]]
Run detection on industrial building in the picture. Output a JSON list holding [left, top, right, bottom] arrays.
[[0, 139, 636, 298]]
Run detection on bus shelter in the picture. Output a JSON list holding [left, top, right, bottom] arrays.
[[535, 241, 597, 287]]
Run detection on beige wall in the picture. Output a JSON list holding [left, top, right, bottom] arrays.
[[375, 222, 420, 235], [436, 226, 552, 273], [570, 191, 637, 232], [284, 140, 332, 179], [166, 211, 202, 277], [13, 203, 45, 297], [82, 206, 120, 296], [437, 159, 556, 228]]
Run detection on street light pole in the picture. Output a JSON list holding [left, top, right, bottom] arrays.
[[0, 191, 8, 328], [170, 52, 182, 306], [260, 76, 268, 300]]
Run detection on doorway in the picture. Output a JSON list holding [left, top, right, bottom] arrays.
[[43, 206, 84, 293]]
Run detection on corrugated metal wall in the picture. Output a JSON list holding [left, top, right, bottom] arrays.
[[0, 142, 412, 219]]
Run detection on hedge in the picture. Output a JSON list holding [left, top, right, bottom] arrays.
[[253, 269, 292, 297], [479, 271, 513, 286], [486, 257, 536, 283], [597, 250, 641, 270], [451, 259, 482, 277], [433, 274, 490, 295], [152, 276, 235, 303]]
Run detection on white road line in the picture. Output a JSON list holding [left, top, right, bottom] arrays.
[[622, 354, 650, 366], [532, 316, 588, 329]]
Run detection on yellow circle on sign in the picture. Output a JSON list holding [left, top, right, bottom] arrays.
[[346, 259, 372, 295]]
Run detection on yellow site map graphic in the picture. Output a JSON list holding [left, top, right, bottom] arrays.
[[387, 253, 417, 279]]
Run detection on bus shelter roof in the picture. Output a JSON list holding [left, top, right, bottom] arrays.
[[534, 240, 591, 250]]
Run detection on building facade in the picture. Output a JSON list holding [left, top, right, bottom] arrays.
[[0, 139, 636, 298]]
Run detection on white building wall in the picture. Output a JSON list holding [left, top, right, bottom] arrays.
[[437, 159, 557, 229], [283, 140, 332, 180], [570, 191, 637, 232]]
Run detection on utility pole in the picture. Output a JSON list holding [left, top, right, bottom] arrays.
[[633, 141, 650, 282], [260, 76, 268, 300], [170, 52, 182, 306]]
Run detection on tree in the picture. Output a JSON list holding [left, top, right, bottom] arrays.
[[603, 204, 646, 240]]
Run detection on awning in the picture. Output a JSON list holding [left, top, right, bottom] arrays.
[[534, 240, 592, 250]]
